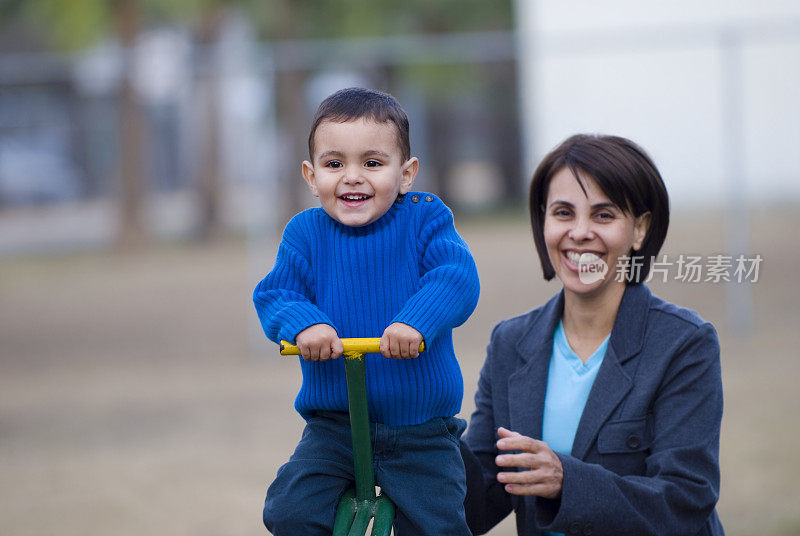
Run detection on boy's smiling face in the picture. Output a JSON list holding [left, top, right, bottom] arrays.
[[302, 118, 418, 227]]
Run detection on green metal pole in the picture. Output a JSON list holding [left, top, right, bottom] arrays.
[[332, 488, 356, 535], [371, 494, 395, 536], [281, 340, 399, 535], [343, 353, 376, 502]]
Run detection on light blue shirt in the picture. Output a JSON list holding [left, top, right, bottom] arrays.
[[541, 321, 609, 536], [542, 320, 609, 455]]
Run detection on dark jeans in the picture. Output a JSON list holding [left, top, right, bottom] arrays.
[[263, 411, 470, 536]]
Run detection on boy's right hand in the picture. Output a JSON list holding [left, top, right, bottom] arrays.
[[294, 324, 343, 361]]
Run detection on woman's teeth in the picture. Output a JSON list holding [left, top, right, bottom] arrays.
[[567, 251, 602, 264]]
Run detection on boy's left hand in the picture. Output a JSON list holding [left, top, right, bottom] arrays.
[[380, 323, 423, 359]]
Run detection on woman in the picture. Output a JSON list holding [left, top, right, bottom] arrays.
[[461, 134, 724, 535]]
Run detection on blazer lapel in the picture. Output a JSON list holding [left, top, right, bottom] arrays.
[[570, 343, 631, 459], [570, 284, 651, 460], [507, 344, 551, 441], [507, 292, 563, 441]]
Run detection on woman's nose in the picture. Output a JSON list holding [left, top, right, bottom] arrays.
[[568, 216, 594, 241]]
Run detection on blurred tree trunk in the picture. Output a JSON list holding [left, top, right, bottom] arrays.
[[114, 0, 146, 249], [277, 70, 309, 221], [194, 2, 225, 241], [273, 0, 309, 222]]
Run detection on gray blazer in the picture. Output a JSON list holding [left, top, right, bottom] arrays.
[[461, 284, 724, 536]]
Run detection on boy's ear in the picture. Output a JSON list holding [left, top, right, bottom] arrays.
[[301, 161, 319, 197], [399, 157, 419, 195]]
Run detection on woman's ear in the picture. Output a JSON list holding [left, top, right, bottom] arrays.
[[399, 157, 419, 194], [301, 161, 319, 197], [632, 212, 651, 251]]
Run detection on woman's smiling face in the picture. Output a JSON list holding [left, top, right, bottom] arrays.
[[543, 166, 650, 299]]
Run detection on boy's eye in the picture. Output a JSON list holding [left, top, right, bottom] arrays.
[[364, 160, 381, 168], [325, 160, 342, 168]]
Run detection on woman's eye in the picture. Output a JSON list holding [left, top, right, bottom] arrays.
[[553, 208, 571, 217], [596, 212, 615, 221], [364, 160, 381, 168]]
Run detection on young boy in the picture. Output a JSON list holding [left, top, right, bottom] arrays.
[[253, 87, 479, 536]]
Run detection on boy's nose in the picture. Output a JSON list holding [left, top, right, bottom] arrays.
[[342, 166, 363, 184]]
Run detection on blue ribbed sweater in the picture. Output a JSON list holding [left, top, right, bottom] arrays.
[[253, 192, 480, 425]]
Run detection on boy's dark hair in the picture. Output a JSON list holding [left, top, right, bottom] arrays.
[[529, 134, 670, 284], [308, 87, 411, 162]]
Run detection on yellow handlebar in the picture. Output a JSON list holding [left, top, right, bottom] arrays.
[[279, 337, 425, 356]]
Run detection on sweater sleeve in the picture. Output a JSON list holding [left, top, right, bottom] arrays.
[[252, 219, 336, 345], [391, 198, 480, 344], [534, 322, 723, 536]]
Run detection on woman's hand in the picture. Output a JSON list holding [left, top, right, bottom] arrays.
[[380, 322, 423, 359], [495, 427, 564, 499], [295, 324, 343, 361]]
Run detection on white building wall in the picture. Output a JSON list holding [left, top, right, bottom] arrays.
[[515, 0, 800, 206]]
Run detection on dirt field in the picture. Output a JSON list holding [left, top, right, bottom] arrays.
[[1, 207, 798, 536]]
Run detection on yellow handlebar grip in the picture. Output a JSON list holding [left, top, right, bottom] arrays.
[[280, 337, 425, 356]]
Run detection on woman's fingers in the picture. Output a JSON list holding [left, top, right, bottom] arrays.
[[495, 452, 539, 468], [497, 472, 563, 498], [497, 467, 563, 498], [494, 427, 564, 499], [498, 479, 561, 497], [497, 468, 547, 484], [496, 430, 544, 453]]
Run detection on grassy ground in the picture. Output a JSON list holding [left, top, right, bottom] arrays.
[[1, 206, 798, 535]]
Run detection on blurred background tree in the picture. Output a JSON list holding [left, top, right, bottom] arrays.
[[0, 0, 516, 248], [256, 0, 515, 213], [2, 0, 257, 246]]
